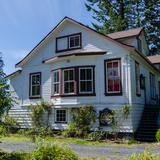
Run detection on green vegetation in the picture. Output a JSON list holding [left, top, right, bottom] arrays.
[[127, 150, 160, 160], [30, 101, 52, 127], [85, 0, 160, 54], [63, 105, 97, 138], [156, 129, 160, 142]]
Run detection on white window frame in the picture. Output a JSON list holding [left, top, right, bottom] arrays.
[[55, 109, 68, 123], [30, 73, 41, 97], [106, 60, 121, 94], [69, 34, 80, 49], [52, 70, 60, 96], [63, 68, 75, 95], [79, 67, 93, 94]]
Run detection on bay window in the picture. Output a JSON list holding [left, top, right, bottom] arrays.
[[63, 69, 75, 94], [105, 59, 122, 95], [79, 67, 93, 93], [51, 66, 95, 97]]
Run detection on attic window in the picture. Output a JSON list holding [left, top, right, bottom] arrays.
[[56, 33, 81, 52], [69, 34, 80, 49]]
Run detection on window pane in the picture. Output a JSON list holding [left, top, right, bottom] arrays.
[[80, 69, 85, 80], [106, 60, 121, 93], [32, 86, 40, 96], [69, 70, 74, 80], [54, 72, 59, 82], [56, 110, 66, 122], [69, 35, 80, 48], [32, 75, 40, 85], [80, 81, 86, 92], [54, 84, 59, 94], [64, 70, 68, 81], [86, 81, 92, 91], [86, 69, 92, 80]]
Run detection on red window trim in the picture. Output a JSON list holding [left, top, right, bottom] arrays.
[[29, 72, 42, 99], [104, 58, 122, 96], [51, 65, 95, 97]]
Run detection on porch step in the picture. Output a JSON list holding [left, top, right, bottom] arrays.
[[135, 105, 160, 142]]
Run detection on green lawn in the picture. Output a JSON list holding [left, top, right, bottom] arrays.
[[0, 134, 159, 149]]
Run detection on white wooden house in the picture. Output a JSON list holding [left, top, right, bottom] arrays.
[[8, 17, 160, 140]]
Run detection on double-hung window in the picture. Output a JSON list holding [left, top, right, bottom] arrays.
[[79, 67, 93, 93], [63, 69, 75, 94], [135, 61, 141, 96], [105, 59, 121, 95], [150, 73, 156, 99], [55, 109, 67, 123], [53, 70, 60, 95], [30, 72, 41, 98]]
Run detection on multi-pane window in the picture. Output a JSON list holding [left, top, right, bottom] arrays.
[[79, 67, 93, 93], [53, 70, 60, 95], [150, 73, 156, 99], [135, 62, 141, 96], [69, 35, 80, 49], [30, 73, 41, 97], [63, 69, 75, 94], [55, 109, 67, 123], [106, 59, 121, 94], [56, 33, 81, 52]]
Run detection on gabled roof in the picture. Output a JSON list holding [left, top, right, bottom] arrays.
[[107, 28, 143, 39], [147, 55, 160, 64], [15, 17, 134, 68]]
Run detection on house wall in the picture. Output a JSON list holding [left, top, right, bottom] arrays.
[[9, 20, 159, 132]]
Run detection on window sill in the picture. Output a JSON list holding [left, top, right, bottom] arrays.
[[51, 93, 96, 98], [29, 96, 41, 99], [104, 92, 122, 96], [54, 122, 68, 124]]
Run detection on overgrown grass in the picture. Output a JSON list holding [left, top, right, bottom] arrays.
[[0, 134, 160, 149]]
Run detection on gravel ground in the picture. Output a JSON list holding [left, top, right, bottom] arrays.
[[0, 142, 160, 159]]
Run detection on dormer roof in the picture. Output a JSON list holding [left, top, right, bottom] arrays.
[[107, 28, 143, 39]]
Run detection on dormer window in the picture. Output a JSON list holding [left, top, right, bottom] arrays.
[[56, 33, 81, 52]]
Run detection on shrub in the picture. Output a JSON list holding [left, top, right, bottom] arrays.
[[155, 129, 160, 142], [30, 101, 52, 127], [0, 151, 30, 160], [32, 140, 78, 160], [63, 105, 97, 138], [0, 125, 7, 136], [127, 150, 159, 160]]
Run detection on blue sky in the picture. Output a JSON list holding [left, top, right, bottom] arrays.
[[0, 0, 94, 74]]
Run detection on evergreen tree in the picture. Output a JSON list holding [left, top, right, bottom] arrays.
[[0, 53, 12, 119], [142, 0, 160, 54], [85, 0, 160, 54], [85, 0, 128, 34]]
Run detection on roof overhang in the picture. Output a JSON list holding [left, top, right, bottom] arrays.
[[6, 70, 22, 79], [43, 50, 106, 64]]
